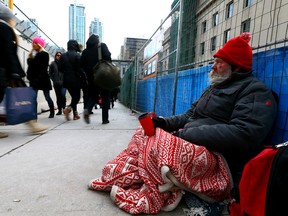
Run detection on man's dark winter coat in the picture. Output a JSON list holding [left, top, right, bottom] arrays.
[[163, 72, 278, 182]]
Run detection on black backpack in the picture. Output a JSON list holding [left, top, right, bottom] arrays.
[[229, 141, 288, 216]]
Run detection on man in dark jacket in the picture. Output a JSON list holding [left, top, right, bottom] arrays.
[[80, 34, 112, 124], [49, 52, 66, 115], [153, 32, 278, 186], [88, 33, 277, 213]]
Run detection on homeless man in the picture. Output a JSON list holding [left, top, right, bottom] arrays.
[[87, 33, 277, 215]]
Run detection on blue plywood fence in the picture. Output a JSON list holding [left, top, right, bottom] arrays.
[[135, 46, 288, 144]]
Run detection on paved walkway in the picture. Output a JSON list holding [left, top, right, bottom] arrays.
[[0, 102, 187, 216]]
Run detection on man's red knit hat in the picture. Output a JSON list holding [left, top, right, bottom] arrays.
[[213, 32, 252, 71]]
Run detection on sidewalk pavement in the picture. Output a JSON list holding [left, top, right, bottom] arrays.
[[0, 102, 187, 216]]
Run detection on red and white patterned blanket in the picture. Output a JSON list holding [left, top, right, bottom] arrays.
[[89, 127, 232, 214]]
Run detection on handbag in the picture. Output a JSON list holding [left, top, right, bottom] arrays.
[[92, 43, 121, 90], [4, 78, 37, 125]]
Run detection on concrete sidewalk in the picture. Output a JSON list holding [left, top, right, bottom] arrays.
[[0, 102, 186, 216]]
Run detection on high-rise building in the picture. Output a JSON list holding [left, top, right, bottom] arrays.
[[89, 18, 103, 42], [69, 3, 86, 47], [121, 37, 148, 61]]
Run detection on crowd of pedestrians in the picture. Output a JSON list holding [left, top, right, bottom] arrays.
[[0, 3, 117, 139]]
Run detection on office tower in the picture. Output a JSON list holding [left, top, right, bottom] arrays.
[[121, 37, 148, 61], [69, 3, 86, 47], [89, 18, 103, 42]]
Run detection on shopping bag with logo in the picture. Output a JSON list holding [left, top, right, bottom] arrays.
[[92, 43, 121, 90], [5, 87, 37, 125]]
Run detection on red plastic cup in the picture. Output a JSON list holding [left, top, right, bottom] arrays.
[[138, 112, 157, 136]]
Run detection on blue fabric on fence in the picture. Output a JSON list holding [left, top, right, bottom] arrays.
[[136, 47, 288, 145]]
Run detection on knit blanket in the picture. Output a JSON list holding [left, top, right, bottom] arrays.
[[89, 127, 232, 214]]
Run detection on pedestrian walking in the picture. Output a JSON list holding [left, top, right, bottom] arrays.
[[0, 3, 48, 138], [59, 40, 84, 121], [27, 37, 55, 118], [81, 34, 112, 124], [49, 52, 66, 115], [110, 87, 120, 108]]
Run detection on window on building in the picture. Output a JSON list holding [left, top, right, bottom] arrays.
[[200, 42, 205, 55], [241, 19, 251, 33], [244, 0, 253, 7], [226, 2, 234, 19], [201, 20, 207, 33], [211, 36, 216, 51], [224, 29, 231, 44], [213, 12, 219, 27], [152, 60, 157, 74], [144, 65, 148, 76]]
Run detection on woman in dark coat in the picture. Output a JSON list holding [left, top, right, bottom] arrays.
[[81, 34, 112, 124], [59, 40, 83, 121], [0, 3, 48, 137], [27, 37, 55, 118]]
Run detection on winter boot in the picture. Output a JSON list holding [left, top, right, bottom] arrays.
[[49, 105, 55, 118], [83, 109, 90, 124], [56, 103, 62, 115], [26, 120, 49, 134], [64, 106, 72, 121], [56, 109, 62, 115], [73, 111, 80, 120]]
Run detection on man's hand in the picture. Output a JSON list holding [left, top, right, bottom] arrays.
[[152, 117, 166, 130], [172, 131, 180, 137]]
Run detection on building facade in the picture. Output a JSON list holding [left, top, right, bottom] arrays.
[[120, 37, 148, 61], [69, 4, 86, 47], [194, 0, 287, 66], [171, 0, 288, 69]]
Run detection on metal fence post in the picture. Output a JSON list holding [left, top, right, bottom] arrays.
[[172, 0, 183, 115]]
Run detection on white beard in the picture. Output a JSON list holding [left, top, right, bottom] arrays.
[[209, 68, 232, 86]]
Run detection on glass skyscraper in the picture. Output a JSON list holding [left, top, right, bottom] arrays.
[[89, 18, 103, 42], [69, 4, 86, 47]]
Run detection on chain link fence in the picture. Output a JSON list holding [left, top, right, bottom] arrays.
[[118, 0, 288, 144]]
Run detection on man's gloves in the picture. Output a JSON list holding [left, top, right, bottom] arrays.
[[152, 117, 167, 130], [172, 130, 180, 137], [152, 117, 182, 138]]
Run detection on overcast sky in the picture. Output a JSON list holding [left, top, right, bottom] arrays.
[[13, 0, 172, 59]]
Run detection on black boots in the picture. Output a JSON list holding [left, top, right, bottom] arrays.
[[49, 105, 55, 118], [56, 109, 62, 115]]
